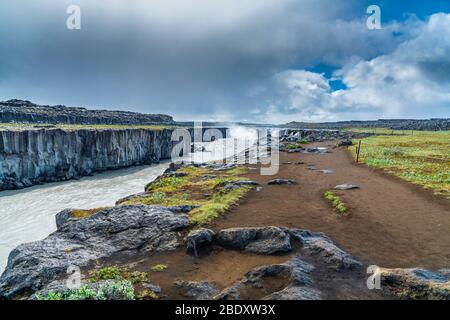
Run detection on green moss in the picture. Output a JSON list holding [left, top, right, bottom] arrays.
[[189, 186, 252, 225], [324, 191, 349, 216], [151, 264, 168, 272]]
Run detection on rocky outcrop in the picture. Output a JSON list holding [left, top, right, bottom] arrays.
[[0, 99, 174, 125], [378, 267, 450, 300], [0, 205, 189, 299]]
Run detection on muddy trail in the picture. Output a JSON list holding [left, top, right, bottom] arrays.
[[210, 142, 450, 270]]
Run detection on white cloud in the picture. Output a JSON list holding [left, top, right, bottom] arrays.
[[259, 13, 450, 123]]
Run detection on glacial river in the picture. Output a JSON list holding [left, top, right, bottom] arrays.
[[0, 127, 263, 273]]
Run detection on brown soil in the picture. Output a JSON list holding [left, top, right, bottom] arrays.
[[209, 142, 450, 270]]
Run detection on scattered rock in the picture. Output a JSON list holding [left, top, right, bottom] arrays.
[[185, 228, 216, 255], [338, 139, 353, 147], [335, 184, 360, 190], [268, 179, 298, 185], [319, 169, 334, 174], [174, 281, 220, 300]]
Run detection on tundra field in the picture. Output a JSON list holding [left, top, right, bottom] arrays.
[[348, 129, 450, 199]]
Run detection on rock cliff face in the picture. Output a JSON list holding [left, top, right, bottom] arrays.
[[0, 99, 174, 125], [0, 128, 175, 191], [0, 127, 228, 191]]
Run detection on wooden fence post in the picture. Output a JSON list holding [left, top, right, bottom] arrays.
[[356, 140, 362, 163]]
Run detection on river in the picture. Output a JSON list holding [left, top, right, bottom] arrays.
[[0, 127, 264, 273]]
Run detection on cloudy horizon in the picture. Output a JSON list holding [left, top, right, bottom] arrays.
[[0, 1, 449, 123]]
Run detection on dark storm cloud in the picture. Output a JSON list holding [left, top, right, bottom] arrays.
[[0, 1, 447, 122]]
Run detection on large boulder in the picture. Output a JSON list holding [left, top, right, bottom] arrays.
[[216, 227, 292, 255], [0, 205, 189, 299]]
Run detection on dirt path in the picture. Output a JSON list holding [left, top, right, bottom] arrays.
[[209, 142, 450, 270]]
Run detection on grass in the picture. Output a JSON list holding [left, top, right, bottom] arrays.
[[349, 130, 450, 198], [121, 165, 254, 225], [324, 191, 349, 216]]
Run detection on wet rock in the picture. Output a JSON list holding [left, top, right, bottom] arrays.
[[377, 267, 450, 300], [268, 179, 298, 185], [217, 227, 292, 255], [185, 228, 216, 255], [290, 229, 362, 271], [335, 184, 360, 190], [0, 205, 189, 299], [174, 281, 220, 300]]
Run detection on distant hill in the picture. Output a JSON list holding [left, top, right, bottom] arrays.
[[283, 119, 450, 131], [0, 99, 174, 125]]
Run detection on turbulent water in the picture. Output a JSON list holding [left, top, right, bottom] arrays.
[[0, 127, 263, 273]]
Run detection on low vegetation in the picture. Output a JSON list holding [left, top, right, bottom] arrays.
[[151, 264, 168, 272], [120, 165, 254, 225], [88, 266, 148, 285], [36, 280, 135, 300], [349, 130, 450, 198], [324, 191, 349, 216]]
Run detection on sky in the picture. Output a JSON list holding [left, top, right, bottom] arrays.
[[0, 0, 449, 123]]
